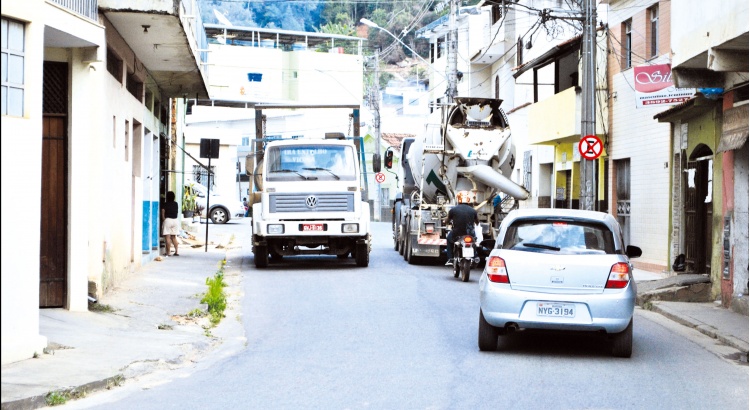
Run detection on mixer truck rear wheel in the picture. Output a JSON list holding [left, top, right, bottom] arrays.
[[254, 245, 269, 268]]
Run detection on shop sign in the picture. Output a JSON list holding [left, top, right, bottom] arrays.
[[634, 63, 695, 108]]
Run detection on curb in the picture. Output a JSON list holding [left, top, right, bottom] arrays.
[[0, 375, 123, 410], [649, 302, 748, 353]]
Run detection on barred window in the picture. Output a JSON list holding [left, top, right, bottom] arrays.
[[193, 165, 216, 190], [126, 72, 143, 101], [2, 18, 25, 116], [107, 48, 123, 83]]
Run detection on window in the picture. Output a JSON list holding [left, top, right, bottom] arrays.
[[2, 18, 25, 117], [126, 72, 143, 101], [107, 48, 123, 83], [622, 19, 632, 69], [124, 119, 130, 161], [491, 4, 502, 25], [436, 36, 445, 59], [241, 137, 250, 146], [516, 37, 523, 66], [649, 5, 659, 58], [193, 164, 216, 190], [495, 75, 500, 99]]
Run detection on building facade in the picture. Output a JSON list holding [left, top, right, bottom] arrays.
[[1, 0, 208, 364], [654, 0, 748, 313]]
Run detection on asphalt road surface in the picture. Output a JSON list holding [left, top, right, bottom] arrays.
[[65, 219, 749, 410]]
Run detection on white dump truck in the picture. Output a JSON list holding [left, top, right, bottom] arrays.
[[246, 105, 371, 268], [386, 97, 530, 264]]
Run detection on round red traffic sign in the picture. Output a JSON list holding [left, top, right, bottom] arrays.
[[375, 172, 386, 183], [578, 135, 603, 160]]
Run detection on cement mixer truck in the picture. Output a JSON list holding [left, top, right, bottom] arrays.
[[385, 97, 529, 265]]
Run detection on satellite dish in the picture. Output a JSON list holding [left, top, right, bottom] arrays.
[[213, 9, 234, 26]]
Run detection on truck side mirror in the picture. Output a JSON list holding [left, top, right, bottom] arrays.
[[372, 153, 381, 173], [384, 148, 394, 169]]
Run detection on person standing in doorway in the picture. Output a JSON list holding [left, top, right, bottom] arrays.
[[161, 191, 180, 257]]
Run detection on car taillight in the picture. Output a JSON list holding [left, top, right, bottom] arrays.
[[606, 262, 630, 289], [485, 256, 509, 283]]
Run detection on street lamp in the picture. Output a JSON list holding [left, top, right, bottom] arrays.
[[359, 18, 447, 82]]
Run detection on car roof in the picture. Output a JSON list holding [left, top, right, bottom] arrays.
[[502, 208, 619, 230]]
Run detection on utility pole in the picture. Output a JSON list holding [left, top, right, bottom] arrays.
[[446, 0, 460, 102], [373, 54, 381, 221], [579, 0, 597, 210]]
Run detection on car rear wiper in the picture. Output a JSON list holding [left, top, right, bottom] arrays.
[[522, 242, 561, 251], [274, 169, 313, 180], [302, 167, 340, 180]]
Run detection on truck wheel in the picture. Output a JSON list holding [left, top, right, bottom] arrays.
[[398, 231, 405, 256], [393, 227, 399, 251], [254, 245, 269, 268], [403, 235, 410, 261], [270, 252, 283, 262], [460, 259, 471, 282], [478, 309, 500, 352], [355, 243, 369, 267], [406, 238, 419, 265]]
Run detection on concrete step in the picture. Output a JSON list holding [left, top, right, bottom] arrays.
[[636, 274, 712, 307]]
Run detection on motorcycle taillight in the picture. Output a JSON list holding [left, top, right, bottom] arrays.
[[463, 236, 473, 244]]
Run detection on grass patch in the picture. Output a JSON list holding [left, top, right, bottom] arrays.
[[200, 259, 228, 327], [46, 391, 68, 406], [89, 303, 115, 313]]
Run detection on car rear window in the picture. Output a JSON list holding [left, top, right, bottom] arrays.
[[501, 219, 616, 255]]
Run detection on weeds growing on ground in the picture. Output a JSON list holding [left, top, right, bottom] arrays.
[[46, 391, 69, 406], [200, 259, 228, 327], [88, 303, 115, 313]]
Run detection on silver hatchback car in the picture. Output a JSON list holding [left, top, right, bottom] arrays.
[[478, 208, 642, 357]]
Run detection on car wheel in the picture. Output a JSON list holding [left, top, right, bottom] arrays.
[[611, 319, 633, 358], [254, 245, 269, 268], [460, 259, 471, 282], [210, 207, 229, 224], [478, 309, 499, 352], [355, 242, 369, 267]]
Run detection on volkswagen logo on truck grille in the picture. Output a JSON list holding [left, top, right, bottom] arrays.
[[305, 195, 318, 208]]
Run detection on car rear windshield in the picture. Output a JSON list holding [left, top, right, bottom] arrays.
[[501, 219, 616, 255]]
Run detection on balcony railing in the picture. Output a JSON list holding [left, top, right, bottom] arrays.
[[49, 0, 98, 22]]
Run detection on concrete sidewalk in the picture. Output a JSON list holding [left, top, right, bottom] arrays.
[[633, 269, 749, 357], [1, 253, 747, 409], [1, 228, 247, 410]]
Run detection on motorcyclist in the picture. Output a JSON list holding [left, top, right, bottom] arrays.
[[444, 192, 479, 266]]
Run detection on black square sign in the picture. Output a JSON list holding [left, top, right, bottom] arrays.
[[200, 138, 220, 159]]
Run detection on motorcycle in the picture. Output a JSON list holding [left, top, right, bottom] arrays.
[[452, 235, 478, 282]]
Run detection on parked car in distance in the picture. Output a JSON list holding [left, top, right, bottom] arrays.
[[185, 182, 245, 224], [478, 208, 642, 358]]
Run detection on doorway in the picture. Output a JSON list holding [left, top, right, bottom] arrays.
[[685, 145, 713, 274], [40, 61, 69, 307]]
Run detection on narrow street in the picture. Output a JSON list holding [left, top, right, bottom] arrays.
[[62, 220, 748, 410]]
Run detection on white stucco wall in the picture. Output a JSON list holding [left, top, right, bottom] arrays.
[[609, 66, 672, 270], [1, 0, 49, 365]]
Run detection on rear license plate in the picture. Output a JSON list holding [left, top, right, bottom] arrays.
[[537, 302, 575, 318], [302, 224, 325, 232], [461, 246, 474, 258]]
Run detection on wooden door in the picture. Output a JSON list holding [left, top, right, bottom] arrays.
[[40, 61, 68, 308]]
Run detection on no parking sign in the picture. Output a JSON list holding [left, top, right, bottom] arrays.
[[578, 135, 603, 160], [375, 172, 386, 184]]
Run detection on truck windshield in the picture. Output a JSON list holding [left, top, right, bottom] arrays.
[[266, 145, 356, 181]]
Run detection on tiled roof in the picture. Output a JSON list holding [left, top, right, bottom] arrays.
[[381, 133, 414, 148]]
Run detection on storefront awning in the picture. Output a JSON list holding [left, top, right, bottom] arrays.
[[717, 104, 749, 152]]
